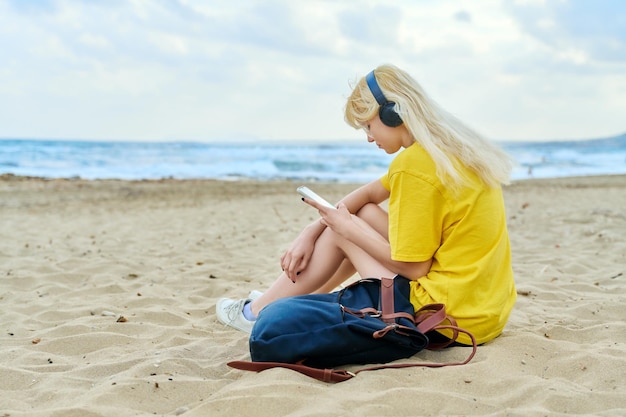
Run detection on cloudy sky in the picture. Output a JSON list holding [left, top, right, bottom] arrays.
[[1, 0, 624, 142]]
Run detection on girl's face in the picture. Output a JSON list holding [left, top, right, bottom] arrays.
[[364, 115, 413, 154]]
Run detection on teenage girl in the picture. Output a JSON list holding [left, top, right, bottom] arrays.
[[217, 64, 516, 345]]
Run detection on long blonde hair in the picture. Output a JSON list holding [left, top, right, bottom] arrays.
[[345, 64, 512, 188]]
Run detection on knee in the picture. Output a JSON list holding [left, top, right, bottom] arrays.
[[355, 202, 381, 220], [354, 203, 388, 238]]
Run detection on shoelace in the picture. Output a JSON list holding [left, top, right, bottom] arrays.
[[226, 300, 245, 322]]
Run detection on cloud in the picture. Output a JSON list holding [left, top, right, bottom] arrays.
[[338, 4, 403, 46], [453, 10, 472, 23], [5, 0, 57, 14], [0, 0, 624, 142], [505, 0, 626, 66]]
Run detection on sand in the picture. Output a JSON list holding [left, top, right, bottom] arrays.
[[0, 174, 625, 416]]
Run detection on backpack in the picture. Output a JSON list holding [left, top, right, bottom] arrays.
[[228, 276, 476, 382]]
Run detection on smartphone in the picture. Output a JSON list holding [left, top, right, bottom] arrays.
[[297, 186, 336, 209]]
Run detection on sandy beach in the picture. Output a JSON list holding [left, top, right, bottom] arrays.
[[1, 174, 625, 416]]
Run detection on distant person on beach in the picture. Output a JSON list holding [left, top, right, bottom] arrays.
[[217, 64, 516, 346]]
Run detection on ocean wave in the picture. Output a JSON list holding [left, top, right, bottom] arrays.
[[1, 135, 625, 182]]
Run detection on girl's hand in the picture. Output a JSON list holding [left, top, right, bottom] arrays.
[[303, 199, 353, 237], [280, 228, 316, 283]]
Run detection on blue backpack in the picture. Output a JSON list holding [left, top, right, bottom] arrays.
[[228, 276, 476, 382]]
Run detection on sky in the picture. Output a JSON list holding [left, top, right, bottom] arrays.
[[0, 0, 625, 143]]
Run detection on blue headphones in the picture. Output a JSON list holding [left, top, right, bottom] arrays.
[[365, 70, 403, 127]]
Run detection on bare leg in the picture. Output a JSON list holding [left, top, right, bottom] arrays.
[[316, 203, 390, 292], [313, 259, 356, 293], [249, 228, 345, 315], [250, 203, 390, 316]]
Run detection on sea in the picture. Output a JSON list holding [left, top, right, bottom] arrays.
[[1, 135, 625, 183]]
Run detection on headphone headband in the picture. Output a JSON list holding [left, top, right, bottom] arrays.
[[365, 70, 387, 107], [365, 70, 403, 127]]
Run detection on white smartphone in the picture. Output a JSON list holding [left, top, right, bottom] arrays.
[[297, 186, 336, 209]]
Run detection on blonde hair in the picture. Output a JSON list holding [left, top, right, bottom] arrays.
[[345, 64, 512, 188]]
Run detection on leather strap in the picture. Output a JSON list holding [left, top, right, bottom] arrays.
[[227, 361, 355, 383], [342, 307, 414, 323], [341, 306, 380, 318], [415, 303, 447, 334], [342, 277, 413, 324], [380, 311, 416, 322], [380, 277, 395, 324]]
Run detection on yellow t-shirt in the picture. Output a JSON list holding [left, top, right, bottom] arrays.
[[380, 143, 516, 345]]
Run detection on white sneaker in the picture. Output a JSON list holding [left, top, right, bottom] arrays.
[[216, 297, 254, 333], [248, 290, 263, 300]]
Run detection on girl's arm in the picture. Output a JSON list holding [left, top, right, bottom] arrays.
[[337, 179, 390, 214], [342, 212, 432, 280], [315, 180, 432, 280], [282, 179, 387, 281]]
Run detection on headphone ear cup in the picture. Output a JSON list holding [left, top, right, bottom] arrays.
[[379, 102, 403, 127]]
